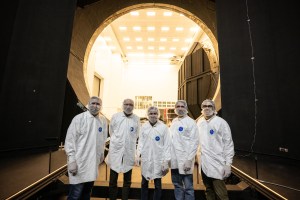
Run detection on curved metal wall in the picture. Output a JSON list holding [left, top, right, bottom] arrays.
[[178, 43, 218, 119]]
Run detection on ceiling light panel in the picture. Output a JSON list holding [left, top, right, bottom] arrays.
[[101, 8, 201, 63]]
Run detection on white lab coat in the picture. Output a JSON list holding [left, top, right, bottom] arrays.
[[170, 115, 199, 174], [64, 111, 108, 184], [105, 112, 140, 173], [197, 115, 234, 180], [137, 120, 171, 180]]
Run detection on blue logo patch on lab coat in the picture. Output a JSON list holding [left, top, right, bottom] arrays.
[[98, 127, 102, 132], [179, 127, 184, 132], [210, 129, 214, 135], [155, 136, 160, 141], [130, 127, 134, 132]]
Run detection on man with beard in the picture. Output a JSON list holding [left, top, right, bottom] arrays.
[[170, 100, 199, 200], [136, 106, 171, 200], [196, 99, 234, 200], [65, 96, 108, 200], [105, 98, 140, 200]]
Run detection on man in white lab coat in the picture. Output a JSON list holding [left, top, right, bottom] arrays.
[[197, 99, 234, 200], [170, 100, 199, 200], [64, 96, 108, 200], [136, 106, 171, 200], [105, 98, 140, 200]]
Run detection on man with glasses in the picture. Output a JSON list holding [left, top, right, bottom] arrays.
[[196, 99, 234, 200], [105, 98, 140, 200], [170, 100, 199, 200], [65, 96, 108, 200], [136, 106, 171, 200]]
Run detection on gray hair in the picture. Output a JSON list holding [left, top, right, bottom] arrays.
[[122, 98, 134, 105], [89, 96, 102, 105], [201, 99, 215, 110], [175, 100, 188, 109], [147, 106, 160, 118]]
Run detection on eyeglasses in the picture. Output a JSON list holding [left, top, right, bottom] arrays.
[[124, 104, 133, 106], [149, 113, 158, 115], [176, 105, 185, 108], [91, 102, 100, 105], [202, 105, 213, 108]]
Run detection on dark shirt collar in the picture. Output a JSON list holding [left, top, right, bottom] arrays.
[[149, 121, 157, 127], [123, 112, 132, 117]]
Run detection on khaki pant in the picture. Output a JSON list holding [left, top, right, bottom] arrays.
[[201, 169, 229, 200]]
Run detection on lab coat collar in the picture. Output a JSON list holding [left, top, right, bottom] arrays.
[[87, 110, 99, 118]]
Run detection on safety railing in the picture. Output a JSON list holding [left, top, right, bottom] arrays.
[[6, 164, 67, 200], [231, 165, 288, 200]]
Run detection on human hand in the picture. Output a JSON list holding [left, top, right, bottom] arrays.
[[161, 161, 169, 176], [183, 160, 192, 172], [223, 165, 231, 178], [135, 156, 141, 167], [68, 161, 78, 176]]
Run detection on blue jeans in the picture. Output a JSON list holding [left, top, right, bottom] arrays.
[[171, 169, 194, 200], [141, 175, 162, 200], [67, 181, 94, 200]]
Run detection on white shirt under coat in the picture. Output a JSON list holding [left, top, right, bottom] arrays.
[[197, 115, 234, 180], [64, 111, 108, 184], [105, 112, 140, 173], [170, 115, 199, 174], [137, 120, 171, 180]]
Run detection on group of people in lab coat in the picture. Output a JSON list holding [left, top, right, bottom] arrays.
[[64, 97, 234, 200]]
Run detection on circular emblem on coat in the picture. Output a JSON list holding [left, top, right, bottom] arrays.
[[179, 127, 183, 132], [210, 129, 214, 135], [98, 127, 102, 132], [155, 136, 160, 141], [130, 127, 134, 132]]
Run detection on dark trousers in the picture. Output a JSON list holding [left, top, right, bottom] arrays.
[[141, 175, 162, 200], [109, 169, 132, 200], [67, 181, 94, 200], [201, 169, 229, 200]]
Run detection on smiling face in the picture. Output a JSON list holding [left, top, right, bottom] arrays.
[[147, 107, 159, 123]]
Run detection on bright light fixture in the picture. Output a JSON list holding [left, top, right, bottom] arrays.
[[147, 26, 155, 31], [176, 27, 184, 31], [130, 11, 139, 16], [133, 26, 141, 31], [161, 27, 170, 31], [147, 11, 156, 16], [163, 12, 172, 16], [119, 26, 127, 31], [190, 27, 200, 32]]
